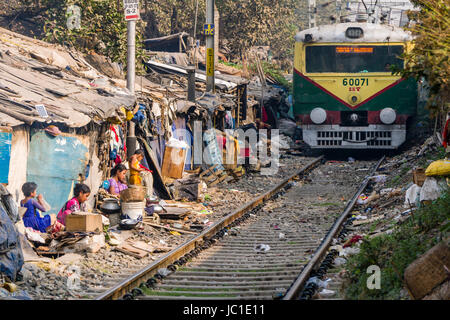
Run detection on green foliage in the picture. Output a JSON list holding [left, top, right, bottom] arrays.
[[400, 0, 450, 118], [30, 0, 148, 71], [216, 0, 298, 61], [344, 189, 450, 299]]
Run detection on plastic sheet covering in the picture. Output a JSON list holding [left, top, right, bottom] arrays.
[[27, 130, 88, 215], [0, 131, 12, 184], [0, 204, 24, 281], [0, 184, 19, 223]]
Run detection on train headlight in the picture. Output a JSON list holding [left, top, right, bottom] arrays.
[[310, 108, 327, 124], [380, 108, 397, 124]]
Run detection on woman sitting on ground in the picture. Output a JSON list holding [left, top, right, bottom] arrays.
[[56, 183, 91, 226], [108, 164, 128, 196], [20, 182, 52, 233]]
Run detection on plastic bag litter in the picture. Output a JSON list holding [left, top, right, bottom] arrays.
[[278, 233, 286, 240], [404, 184, 421, 207], [357, 194, 369, 205], [425, 159, 450, 176], [254, 244, 270, 253], [25, 228, 46, 244], [158, 268, 172, 277], [307, 277, 331, 289], [419, 177, 445, 202], [319, 289, 336, 298], [370, 175, 387, 184], [0, 185, 19, 223], [333, 257, 347, 266], [340, 247, 360, 257]]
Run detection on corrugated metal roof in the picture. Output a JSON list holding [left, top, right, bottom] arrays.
[[0, 27, 135, 128]]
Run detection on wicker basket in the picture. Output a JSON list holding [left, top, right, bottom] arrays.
[[120, 186, 147, 202], [413, 168, 426, 187]]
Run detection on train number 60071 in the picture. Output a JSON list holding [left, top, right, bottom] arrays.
[[343, 78, 369, 86]]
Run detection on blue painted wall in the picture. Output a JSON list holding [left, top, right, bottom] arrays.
[[0, 131, 12, 184], [26, 130, 88, 215]]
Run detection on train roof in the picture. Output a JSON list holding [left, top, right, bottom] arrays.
[[295, 23, 413, 43]]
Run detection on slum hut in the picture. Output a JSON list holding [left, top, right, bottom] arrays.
[[0, 28, 135, 213]]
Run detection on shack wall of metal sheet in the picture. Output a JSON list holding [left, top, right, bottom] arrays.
[[26, 130, 89, 215], [0, 128, 12, 184]]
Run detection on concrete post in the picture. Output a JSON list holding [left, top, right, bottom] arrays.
[[126, 20, 137, 159], [187, 66, 196, 102], [206, 0, 215, 92]]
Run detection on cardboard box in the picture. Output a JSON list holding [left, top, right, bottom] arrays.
[[161, 146, 187, 179], [65, 213, 103, 233]]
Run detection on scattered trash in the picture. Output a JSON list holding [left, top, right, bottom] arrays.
[[278, 232, 286, 240], [173, 223, 183, 229], [333, 257, 347, 266], [25, 228, 46, 244], [370, 175, 387, 184], [357, 194, 369, 205], [108, 238, 121, 246], [319, 289, 336, 298], [341, 247, 361, 256], [273, 224, 280, 230], [170, 231, 181, 236], [203, 194, 212, 202], [343, 235, 363, 248], [307, 277, 332, 289], [158, 268, 172, 277], [348, 157, 356, 163], [424, 159, 450, 176], [254, 244, 271, 253], [404, 184, 421, 207], [401, 208, 416, 216], [419, 177, 445, 203], [2, 282, 17, 293]]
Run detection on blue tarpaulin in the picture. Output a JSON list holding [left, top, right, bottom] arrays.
[[0, 130, 12, 184], [26, 130, 88, 215]]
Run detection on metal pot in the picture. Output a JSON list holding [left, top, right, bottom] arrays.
[[153, 205, 164, 214], [119, 219, 139, 230], [100, 198, 121, 215], [146, 196, 159, 206]]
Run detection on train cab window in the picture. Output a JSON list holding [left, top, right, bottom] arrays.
[[305, 45, 404, 73]]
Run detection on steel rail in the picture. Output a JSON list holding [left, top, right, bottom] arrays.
[[283, 156, 385, 300], [95, 156, 324, 300]]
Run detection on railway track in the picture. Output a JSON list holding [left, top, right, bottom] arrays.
[[94, 156, 384, 300]]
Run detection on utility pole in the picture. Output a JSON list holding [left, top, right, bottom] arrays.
[[124, 0, 139, 158], [308, 0, 317, 28], [126, 19, 136, 158], [205, 0, 215, 92]]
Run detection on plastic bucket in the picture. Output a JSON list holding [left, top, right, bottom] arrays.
[[121, 201, 145, 221]]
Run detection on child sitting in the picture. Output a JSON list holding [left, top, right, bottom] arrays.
[[57, 183, 91, 226], [20, 182, 52, 233]]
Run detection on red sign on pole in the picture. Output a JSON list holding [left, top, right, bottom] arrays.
[[124, 0, 140, 21]]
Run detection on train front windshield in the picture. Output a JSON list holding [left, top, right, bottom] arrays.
[[305, 45, 404, 73]]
